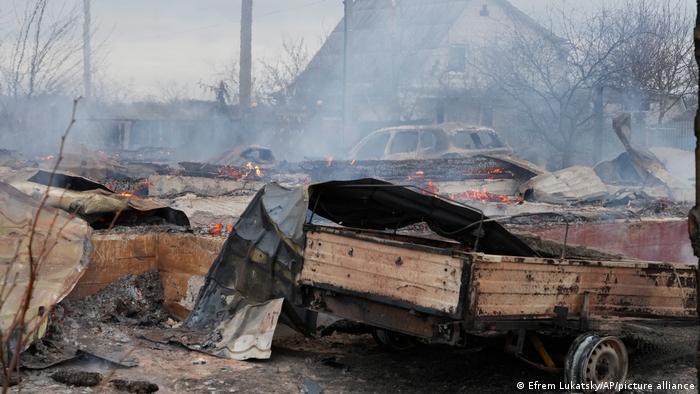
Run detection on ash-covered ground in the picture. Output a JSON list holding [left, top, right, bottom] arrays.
[[14, 272, 699, 394]]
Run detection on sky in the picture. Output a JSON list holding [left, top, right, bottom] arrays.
[[0, 0, 694, 100]]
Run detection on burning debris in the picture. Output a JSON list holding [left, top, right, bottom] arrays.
[[0, 0, 697, 391]]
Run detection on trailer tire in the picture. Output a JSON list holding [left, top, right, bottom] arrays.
[[564, 334, 628, 393], [372, 328, 416, 351]]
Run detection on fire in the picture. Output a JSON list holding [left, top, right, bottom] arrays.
[[450, 190, 515, 204], [464, 166, 511, 179], [244, 162, 264, 178], [209, 223, 235, 236], [218, 166, 243, 179], [325, 156, 334, 167], [119, 192, 133, 198], [424, 180, 439, 194], [407, 170, 425, 181], [209, 223, 223, 235], [488, 167, 505, 175]]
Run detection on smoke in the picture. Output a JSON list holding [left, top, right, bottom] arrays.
[[0, 0, 695, 173]]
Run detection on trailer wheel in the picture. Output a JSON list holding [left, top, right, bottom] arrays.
[[565, 334, 628, 392], [372, 328, 416, 351]]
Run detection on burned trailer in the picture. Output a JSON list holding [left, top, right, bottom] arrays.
[[298, 179, 697, 386], [185, 178, 696, 387]]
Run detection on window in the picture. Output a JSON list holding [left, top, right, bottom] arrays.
[[480, 4, 490, 17], [448, 45, 466, 72], [355, 133, 390, 159], [419, 131, 437, 151], [472, 130, 504, 148], [389, 132, 419, 154], [453, 131, 477, 149]]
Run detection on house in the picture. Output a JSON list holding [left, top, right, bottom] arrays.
[[291, 0, 558, 145]]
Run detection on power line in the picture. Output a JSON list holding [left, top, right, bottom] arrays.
[[139, 0, 330, 40], [256, 0, 328, 18]]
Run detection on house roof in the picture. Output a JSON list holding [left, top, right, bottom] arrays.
[[293, 0, 555, 109]]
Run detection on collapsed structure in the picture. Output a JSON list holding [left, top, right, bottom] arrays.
[[0, 111, 695, 391]]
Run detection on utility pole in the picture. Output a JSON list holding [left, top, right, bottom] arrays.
[[342, 0, 350, 147], [239, 0, 253, 113], [82, 0, 92, 98]]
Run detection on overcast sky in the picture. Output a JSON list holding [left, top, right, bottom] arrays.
[[0, 0, 694, 99]]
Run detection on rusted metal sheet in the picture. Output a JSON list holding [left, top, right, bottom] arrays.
[[521, 219, 694, 264], [0, 182, 92, 350], [300, 230, 465, 315], [469, 254, 697, 320]]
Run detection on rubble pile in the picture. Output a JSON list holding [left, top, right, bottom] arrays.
[[61, 270, 169, 326], [0, 118, 695, 392]]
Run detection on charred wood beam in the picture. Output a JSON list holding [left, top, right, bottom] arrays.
[[298, 157, 535, 183]]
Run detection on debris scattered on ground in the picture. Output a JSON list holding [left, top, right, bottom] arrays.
[[61, 270, 168, 326], [301, 378, 323, 394], [609, 113, 692, 201], [50, 370, 102, 387], [111, 379, 160, 393], [21, 339, 78, 370], [520, 166, 609, 204]]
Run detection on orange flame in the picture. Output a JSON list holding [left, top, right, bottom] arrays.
[[450, 190, 515, 204], [425, 180, 439, 194], [209, 223, 223, 235]]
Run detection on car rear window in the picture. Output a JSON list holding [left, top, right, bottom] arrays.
[[453, 131, 477, 149], [454, 130, 503, 149], [472, 130, 503, 148]]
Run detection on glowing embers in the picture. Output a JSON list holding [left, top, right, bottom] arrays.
[[463, 165, 513, 180], [216, 162, 264, 180]]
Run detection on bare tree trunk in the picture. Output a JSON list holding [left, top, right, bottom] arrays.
[[239, 0, 253, 112], [82, 0, 92, 98]]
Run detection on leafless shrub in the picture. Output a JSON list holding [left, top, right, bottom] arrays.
[[258, 37, 310, 105], [474, 1, 693, 168], [609, 0, 696, 124], [1, 0, 83, 98], [474, 8, 633, 168], [0, 97, 81, 392], [204, 38, 310, 109]]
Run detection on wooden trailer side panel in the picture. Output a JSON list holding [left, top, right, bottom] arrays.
[[470, 254, 697, 320], [299, 230, 464, 315]]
